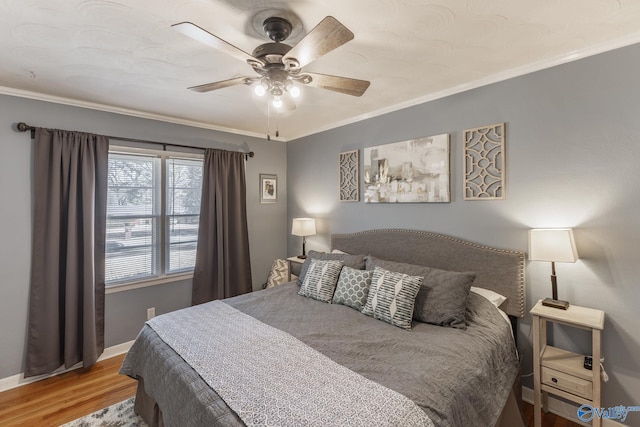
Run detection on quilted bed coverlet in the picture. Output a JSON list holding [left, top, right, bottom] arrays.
[[145, 300, 433, 427], [121, 283, 519, 427]]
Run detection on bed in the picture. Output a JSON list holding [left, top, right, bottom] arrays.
[[120, 229, 526, 427]]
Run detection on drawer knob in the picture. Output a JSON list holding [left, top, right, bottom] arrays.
[[552, 377, 558, 383]]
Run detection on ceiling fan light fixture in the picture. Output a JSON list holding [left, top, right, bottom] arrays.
[[254, 84, 266, 96], [272, 97, 283, 108], [289, 85, 301, 98], [285, 80, 301, 98]]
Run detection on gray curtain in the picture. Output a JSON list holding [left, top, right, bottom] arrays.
[[192, 149, 252, 305], [25, 128, 109, 377]]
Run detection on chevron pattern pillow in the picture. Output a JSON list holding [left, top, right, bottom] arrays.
[[265, 258, 289, 288], [362, 266, 423, 330], [298, 259, 344, 303]]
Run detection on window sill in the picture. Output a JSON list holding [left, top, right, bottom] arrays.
[[105, 273, 193, 294]]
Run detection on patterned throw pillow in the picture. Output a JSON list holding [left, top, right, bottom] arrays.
[[332, 266, 373, 311], [362, 267, 423, 330], [366, 257, 476, 329], [297, 251, 366, 285], [265, 259, 289, 288], [298, 259, 344, 303]]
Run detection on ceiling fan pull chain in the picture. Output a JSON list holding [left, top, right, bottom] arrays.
[[276, 110, 280, 138], [266, 103, 271, 141]]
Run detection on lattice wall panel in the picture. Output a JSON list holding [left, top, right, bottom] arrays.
[[464, 123, 505, 200], [339, 150, 359, 202]]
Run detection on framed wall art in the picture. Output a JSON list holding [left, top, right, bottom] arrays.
[[339, 150, 360, 202], [363, 134, 450, 203], [259, 173, 277, 203], [463, 123, 505, 200]]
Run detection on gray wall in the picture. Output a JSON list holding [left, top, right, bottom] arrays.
[[0, 94, 287, 379], [287, 43, 640, 411]]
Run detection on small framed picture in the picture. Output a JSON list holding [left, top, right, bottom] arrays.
[[260, 174, 277, 203]]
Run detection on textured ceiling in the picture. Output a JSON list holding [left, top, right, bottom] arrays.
[[1, 0, 640, 141]]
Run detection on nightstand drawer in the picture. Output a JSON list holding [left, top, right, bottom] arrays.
[[542, 367, 592, 399]]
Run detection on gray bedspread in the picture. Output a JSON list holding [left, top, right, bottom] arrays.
[[120, 282, 519, 427]]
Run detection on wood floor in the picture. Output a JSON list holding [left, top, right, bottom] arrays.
[[522, 401, 583, 427], [0, 353, 582, 427], [0, 353, 136, 427]]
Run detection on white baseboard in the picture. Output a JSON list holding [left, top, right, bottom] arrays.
[[98, 340, 134, 361], [0, 340, 134, 393], [522, 386, 625, 427]]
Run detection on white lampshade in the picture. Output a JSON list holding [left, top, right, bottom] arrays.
[[528, 228, 578, 263], [291, 218, 316, 237]]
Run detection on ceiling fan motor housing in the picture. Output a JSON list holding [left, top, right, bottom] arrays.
[[251, 42, 292, 66], [262, 17, 293, 42]]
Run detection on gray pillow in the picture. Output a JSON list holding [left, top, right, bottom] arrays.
[[366, 257, 476, 329], [298, 259, 344, 303], [332, 266, 373, 311], [297, 250, 366, 285], [361, 266, 423, 330]]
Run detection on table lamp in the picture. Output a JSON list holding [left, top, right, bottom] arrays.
[[292, 218, 316, 259], [528, 228, 578, 309]]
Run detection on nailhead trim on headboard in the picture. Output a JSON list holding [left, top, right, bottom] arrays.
[[331, 229, 526, 318]]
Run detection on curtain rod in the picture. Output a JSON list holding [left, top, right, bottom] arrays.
[[15, 122, 255, 160]]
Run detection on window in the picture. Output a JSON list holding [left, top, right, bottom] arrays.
[[105, 148, 203, 286]]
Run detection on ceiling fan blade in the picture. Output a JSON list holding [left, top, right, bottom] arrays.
[[172, 22, 264, 68], [188, 77, 252, 93], [283, 16, 354, 69], [303, 72, 370, 97]]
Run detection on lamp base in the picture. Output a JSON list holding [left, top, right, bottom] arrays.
[[542, 297, 570, 310], [297, 255, 307, 259]]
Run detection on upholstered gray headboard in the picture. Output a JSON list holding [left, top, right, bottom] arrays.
[[331, 229, 526, 317]]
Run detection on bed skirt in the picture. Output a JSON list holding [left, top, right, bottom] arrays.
[[134, 378, 164, 427], [132, 375, 526, 427]]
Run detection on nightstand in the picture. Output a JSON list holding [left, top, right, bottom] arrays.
[[531, 300, 605, 427], [286, 256, 305, 281]]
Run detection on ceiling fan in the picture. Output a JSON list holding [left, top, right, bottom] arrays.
[[172, 15, 370, 110]]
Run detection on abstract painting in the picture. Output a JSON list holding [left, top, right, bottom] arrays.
[[364, 134, 450, 203]]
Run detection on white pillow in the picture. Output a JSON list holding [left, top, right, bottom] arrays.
[[471, 287, 512, 340], [470, 286, 506, 308], [331, 249, 349, 254]]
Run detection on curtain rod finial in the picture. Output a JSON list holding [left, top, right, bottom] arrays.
[[16, 122, 31, 132]]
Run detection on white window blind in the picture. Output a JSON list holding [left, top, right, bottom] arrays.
[[105, 149, 203, 286], [167, 158, 202, 273]]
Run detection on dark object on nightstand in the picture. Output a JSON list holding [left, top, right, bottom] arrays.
[[584, 356, 593, 370], [542, 296, 569, 310]]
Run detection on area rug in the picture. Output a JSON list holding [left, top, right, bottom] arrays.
[[61, 397, 147, 427]]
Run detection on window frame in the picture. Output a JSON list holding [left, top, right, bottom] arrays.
[[105, 145, 203, 292]]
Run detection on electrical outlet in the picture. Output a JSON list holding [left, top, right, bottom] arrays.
[[147, 307, 155, 320]]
